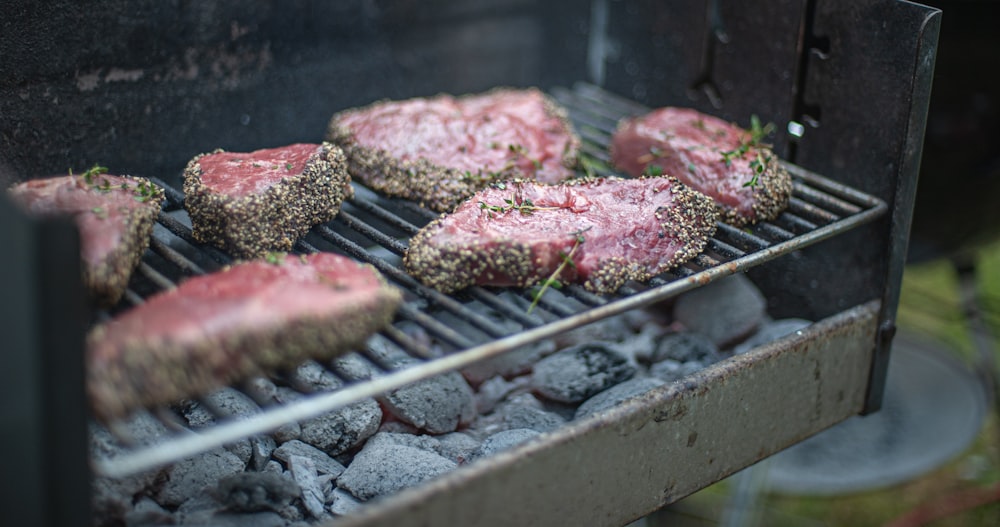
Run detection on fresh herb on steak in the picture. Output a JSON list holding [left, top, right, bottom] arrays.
[[610, 107, 792, 226], [744, 151, 771, 188], [478, 192, 560, 218], [85, 252, 402, 420], [78, 164, 109, 185], [404, 176, 718, 295], [326, 88, 580, 213], [527, 228, 588, 314], [721, 115, 776, 167], [7, 173, 164, 306], [642, 164, 664, 177]]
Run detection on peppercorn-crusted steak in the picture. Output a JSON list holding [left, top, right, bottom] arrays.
[[326, 87, 580, 213], [86, 252, 403, 420], [183, 142, 351, 259], [610, 107, 792, 226], [404, 176, 718, 295], [7, 170, 165, 307]]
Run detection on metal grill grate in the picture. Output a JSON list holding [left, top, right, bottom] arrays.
[[92, 82, 887, 478]]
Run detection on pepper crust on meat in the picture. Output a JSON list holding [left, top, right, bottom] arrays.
[[86, 252, 403, 420], [7, 170, 165, 307], [183, 142, 351, 259], [404, 176, 718, 295], [610, 107, 792, 226], [326, 87, 581, 213]]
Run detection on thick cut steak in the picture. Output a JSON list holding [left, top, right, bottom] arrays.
[[7, 170, 165, 306], [610, 107, 792, 226], [183, 142, 351, 258], [86, 252, 403, 419], [404, 176, 718, 294], [326, 87, 580, 212]]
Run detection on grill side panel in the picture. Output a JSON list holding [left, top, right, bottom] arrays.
[[333, 302, 879, 527]]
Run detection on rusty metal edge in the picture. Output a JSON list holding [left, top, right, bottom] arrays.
[[330, 300, 880, 527]]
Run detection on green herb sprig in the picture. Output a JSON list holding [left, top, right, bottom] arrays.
[[133, 180, 158, 202], [527, 228, 589, 314], [744, 150, 772, 188], [265, 251, 285, 265], [478, 191, 559, 218]]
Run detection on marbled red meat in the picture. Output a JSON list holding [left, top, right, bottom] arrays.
[[610, 107, 792, 226], [183, 142, 351, 258], [86, 252, 403, 419], [7, 170, 164, 306], [326, 87, 580, 212], [404, 176, 718, 294]]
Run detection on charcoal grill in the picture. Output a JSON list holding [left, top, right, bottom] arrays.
[[1, 1, 940, 526]]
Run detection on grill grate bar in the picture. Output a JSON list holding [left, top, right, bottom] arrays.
[[92, 83, 890, 478], [136, 261, 175, 291], [311, 224, 515, 340], [148, 237, 206, 276]]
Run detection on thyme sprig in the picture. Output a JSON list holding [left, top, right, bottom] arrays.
[[478, 191, 559, 218], [527, 228, 589, 314], [133, 180, 158, 202], [720, 114, 776, 167], [642, 164, 664, 177], [744, 150, 772, 188]]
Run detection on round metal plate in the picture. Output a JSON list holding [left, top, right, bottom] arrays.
[[764, 330, 989, 496]]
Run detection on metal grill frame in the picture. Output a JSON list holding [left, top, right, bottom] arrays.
[[92, 82, 888, 478]]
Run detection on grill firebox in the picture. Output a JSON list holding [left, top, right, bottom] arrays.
[[1, 1, 940, 526], [91, 82, 889, 479]]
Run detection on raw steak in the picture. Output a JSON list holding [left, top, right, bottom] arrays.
[[610, 107, 792, 226], [183, 142, 351, 258], [86, 252, 403, 419], [326, 87, 580, 212], [7, 169, 165, 306], [404, 176, 718, 295]]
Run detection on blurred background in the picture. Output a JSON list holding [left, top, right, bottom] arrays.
[[645, 1, 1000, 525]]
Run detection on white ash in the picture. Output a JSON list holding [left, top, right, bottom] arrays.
[[90, 415, 169, 526], [288, 360, 343, 393], [377, 419, 421, 434], [276, 387, 381, 456], [642, 332, 721, 364], [155, 447, 246, 507], [650, 359, 709, 383], [365, 430, 443, 453], [336, 439, 457, 501], [474, 392, 566, 434], [731, 318, 813, 355], [288, 455, 330, 520], [475, 374, 533, 414], [379, 360, 477, 433], [213, 471, 300, 513], [469, 428, 541, 462], [181, 387, 275, 469], [327, 488, 364, 516], [461, 339, 556, 385], [243, 376, 279, 402], [329, 352, 378, 382], [673, 274, 767, 347], [123, 497, 171, 527], [531, 342, 638, 403], [574, 377, 668, 421], [552, 308, 661, 350], [98, 273, 817, 526], [433, 432, 482, 464], [272, 440, 346, 478]]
